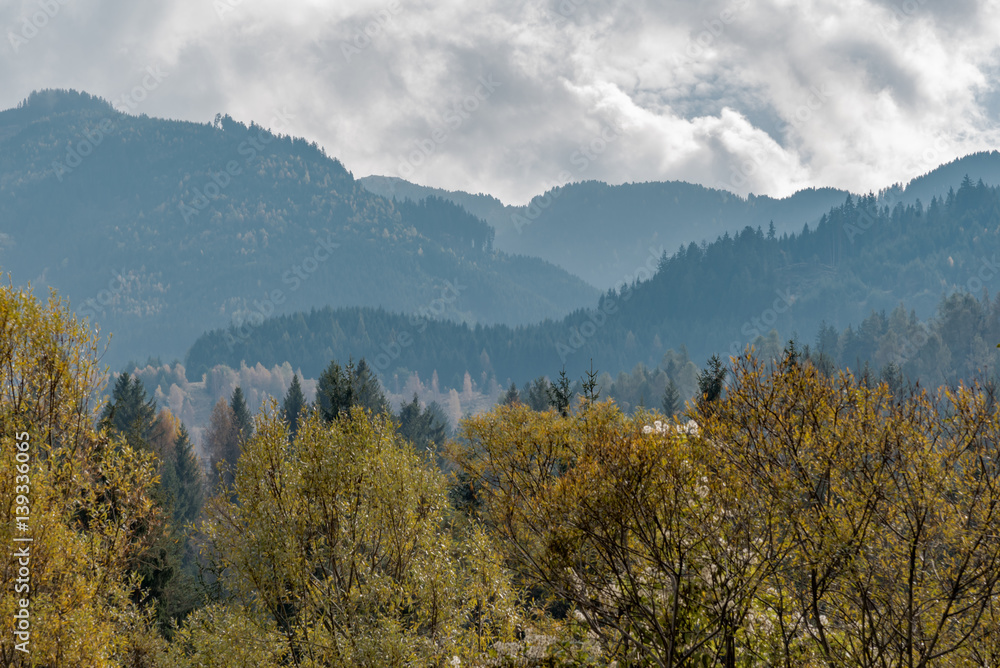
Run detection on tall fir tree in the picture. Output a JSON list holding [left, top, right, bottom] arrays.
[[549, 367, 573, 417], [501, 382, 520, 406], [206, 399, 240, 490], [397, 393, 448, 451], [282, 373, 306, 438], [697, 354, 727, 405], [101, 372, 157, 449], [662, 378, 681, 417], [230, 386, 253, 442]]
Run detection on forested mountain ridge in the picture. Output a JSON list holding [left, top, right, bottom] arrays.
[[189, 177, 1000, 389], [360, 152, 1000, 289], [0, 89, 597, 367]]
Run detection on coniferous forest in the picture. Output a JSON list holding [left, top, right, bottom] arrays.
[[5, 53, 1000, 666]]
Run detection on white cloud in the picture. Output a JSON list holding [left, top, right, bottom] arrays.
[[2, 0, 999, 203]]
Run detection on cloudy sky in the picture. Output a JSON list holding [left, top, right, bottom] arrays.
[[3, 0, 999, 204]]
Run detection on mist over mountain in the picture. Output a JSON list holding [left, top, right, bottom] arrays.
[[0, 90, 597, 368], [361, 151, 1000, 289], [190, 176, 1000, 390]]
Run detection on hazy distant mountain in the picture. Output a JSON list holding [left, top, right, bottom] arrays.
[[192, 177, 1000, 389], [0, 90, 598, 368], [361, 153, 1000, 289]]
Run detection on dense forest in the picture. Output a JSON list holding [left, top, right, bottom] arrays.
[[360, 150, 1000, 289], [0, 89, 596, 366], [8, 282, 1000, 666], [188, 177, 1000, 391]]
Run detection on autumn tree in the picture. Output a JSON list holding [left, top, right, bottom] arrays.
[[0, 283, 162, 665], [190, 406, 519, 666]]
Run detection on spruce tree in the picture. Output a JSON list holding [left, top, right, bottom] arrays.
[[501, 382, 520, 406], [230, 386, 253, 441], [662, 379, 681, 416], [282, 374, 306, 438], [549, 367, 573, 417], [697, 354, 727, 405], [172, 425, 204, 525], [101, 372, 157, 448]]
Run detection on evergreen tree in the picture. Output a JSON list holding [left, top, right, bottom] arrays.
[[282, 373, 306, 438], [230, 386, 253, 442], [662, 379, 681, 417], [697, 354, 727, 405], [206, 399, 240, 490], [353, 358, 390, 416], [101, 372, 157, 449], [397, 393, 448, 451], [501, 382, 520, 406], [525, 377, 551, 411], [581, 360, 600, 403], [549, 367, 573, 417], [172, 425, 204, 526], [316, 357, 390, 421], [316, 359, 354, 421]]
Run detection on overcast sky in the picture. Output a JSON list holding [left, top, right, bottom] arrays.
[[3, 0, 999, 204]]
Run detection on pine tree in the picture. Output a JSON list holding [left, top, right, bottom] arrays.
[[101, 372, 157, 449], [317, 358, 390, 421], [172, 425, 204, 526], [317, 359, 354, 421], [662, 378, 681, 416], [697, 354, 727, 405], [501, 382, 520, 406], [206, 399, 240, 490], [397, 393, 448, 451], [581, 360, 600, 403], [282, 374, 306, 438], [549, 367, 573, 417], [353, 358, 390, 416], [230, 386, 253, 442], [526, 377, 550, 411]]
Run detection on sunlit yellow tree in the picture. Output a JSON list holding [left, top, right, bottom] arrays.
[[188, 405, 520, 667], [0, 283, 162, 666]]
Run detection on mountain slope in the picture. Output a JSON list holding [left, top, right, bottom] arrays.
[[0, 89, 598, 367], [361, 153, 1000, 290], [189, 177, 1000, 386]]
